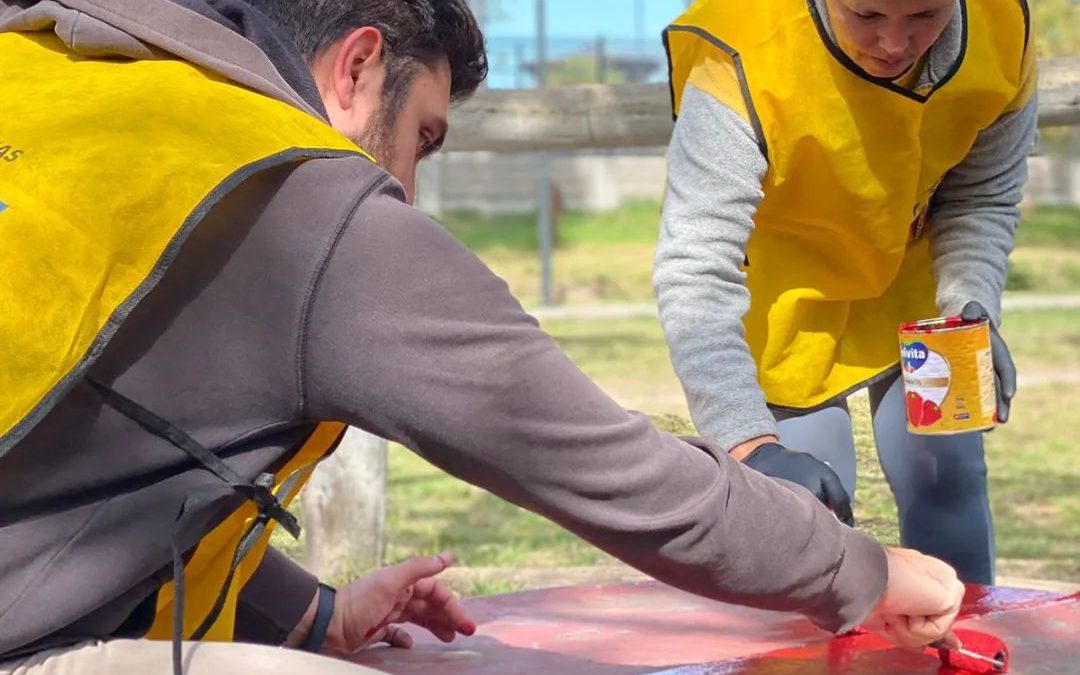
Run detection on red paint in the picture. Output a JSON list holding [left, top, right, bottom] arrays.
[[357, 582, 1078, 674], [936, 629, 1008, 673], [899, 316, 980, 333], [956, 586, 1071, 618], [836, 628, 1008, 673]]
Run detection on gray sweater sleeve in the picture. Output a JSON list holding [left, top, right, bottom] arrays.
[[301, 178, 888, 633], [930, 95, 1037, 326], [654, 84, 777, 451]]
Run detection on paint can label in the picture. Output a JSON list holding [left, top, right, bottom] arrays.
[[899, 316, 997, 435]]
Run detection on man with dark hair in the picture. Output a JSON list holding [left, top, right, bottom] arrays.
[[0, 1, 963, 674], [244, 0, 486, 191]]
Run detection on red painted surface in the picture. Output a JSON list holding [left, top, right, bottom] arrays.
[[355, 582, 1079, 674]]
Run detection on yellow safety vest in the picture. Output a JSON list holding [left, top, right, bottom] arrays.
[[664, 0, 1031, 409], [0, 31, 371, 641]]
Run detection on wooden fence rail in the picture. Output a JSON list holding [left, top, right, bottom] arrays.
[[445, 57, 1080, 153]]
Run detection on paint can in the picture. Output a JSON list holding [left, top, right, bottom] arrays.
[[898, 316, 997, 435]]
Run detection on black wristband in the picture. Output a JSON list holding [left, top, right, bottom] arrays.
[[301, 583, 336, 653]]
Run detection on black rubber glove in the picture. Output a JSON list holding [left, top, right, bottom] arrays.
[[960, 301, 1017, 424], [743, 442, 855, 527]]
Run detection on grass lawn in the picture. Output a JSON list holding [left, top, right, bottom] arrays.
[[1014, 205, 1080, 248], [277, 205, 1080, 596], [439, 201, 660, 307], [369, 308, 1080, 596], [438, 203, 1080, 306]]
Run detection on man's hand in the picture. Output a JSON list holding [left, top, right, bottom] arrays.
[[960, 301, 1016, 423], [323, 553, 476, 657], [742, 442, 855, 526], [863, 547, 965, 650]]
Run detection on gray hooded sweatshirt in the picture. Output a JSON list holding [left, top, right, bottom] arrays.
[[0, 0, 886, 662]]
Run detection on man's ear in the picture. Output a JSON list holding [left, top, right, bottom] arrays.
[[326, 26, 385, 112]]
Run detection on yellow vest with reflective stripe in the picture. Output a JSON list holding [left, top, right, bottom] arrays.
[[0, 31, 364, 641], [665, 0, 1030, 409]]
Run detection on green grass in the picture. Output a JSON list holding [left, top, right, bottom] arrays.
[[359, 308, 1080, 591], [384, 449, 608, 569], [1014, 205, 1080, 248], [444, 203, 1080, 253], [276, 204, 1080, 594], [571, 309, 1080, 580], [439, 201, 663, 306], [438, 200, 663, 251], [1001, 307, 1080, 370], [374, 389, 1078, 589], [1006, 247, 1080, 293], [439, 203, 1080, 306]]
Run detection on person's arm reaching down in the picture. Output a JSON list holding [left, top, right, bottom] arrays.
[[654, 83, 776, 453], [300, 177, 886, 633], [653, 83, 853, 520]]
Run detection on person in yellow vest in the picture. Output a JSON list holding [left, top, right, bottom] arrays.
[[656, 0, 1034, 586], [1, 1, 968, 674]]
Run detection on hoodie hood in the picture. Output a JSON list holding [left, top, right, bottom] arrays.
[[166, 0, 325, 114], [0, 0, 327, 119]]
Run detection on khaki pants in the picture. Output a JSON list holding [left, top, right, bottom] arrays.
[[1, 640, 390, 675]]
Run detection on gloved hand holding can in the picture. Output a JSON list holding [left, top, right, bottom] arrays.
[[899, 302, 1016, 434], [960, 301, 1017, 424]]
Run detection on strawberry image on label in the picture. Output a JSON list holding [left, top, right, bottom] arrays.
[[906, 391, 925, 427], [921, 398, 943, 426], [900, 340, 951, 430]]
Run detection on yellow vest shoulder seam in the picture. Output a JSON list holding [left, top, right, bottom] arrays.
[[663, 24, 769, 160]]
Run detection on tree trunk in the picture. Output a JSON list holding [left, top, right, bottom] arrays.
[[302, 428, 387, 582]]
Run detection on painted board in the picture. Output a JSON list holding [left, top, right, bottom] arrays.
[[356, 582, 1079, 674]]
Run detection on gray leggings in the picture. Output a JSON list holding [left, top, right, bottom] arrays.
[[772, 373, 995, 584]]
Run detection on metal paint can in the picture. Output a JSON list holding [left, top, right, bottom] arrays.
[[898, 316, 997, 435]]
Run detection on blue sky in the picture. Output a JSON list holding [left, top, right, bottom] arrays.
[[483, 0, 688, 40], [477, 0, 689, 87]]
